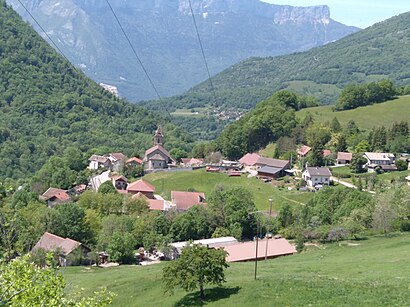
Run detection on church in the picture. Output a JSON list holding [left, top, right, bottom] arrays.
[[143, 126, 176, 171]]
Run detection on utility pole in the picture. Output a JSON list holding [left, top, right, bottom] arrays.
[[265, 198, 273, 261], [248, 211, 263, 280]]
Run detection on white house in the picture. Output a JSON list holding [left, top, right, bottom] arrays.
[[302, 167, 332, 187], [363, 152, 395, 166], [88, 155, 111, 170]]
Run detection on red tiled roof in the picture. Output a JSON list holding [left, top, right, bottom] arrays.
[[297, 145, 311, 156], [127, 179, 156, 193], [323, 150, 332, 157], [126, 157, 143, 164], [256, 157, 289, 169], [32, 232, 86, 255], [223, 238, 296, 262], [337, 152, 352, 161], [41, 188, 70, 202], [148, 199, 165, 211], [239, 153, 260, 166], [171, 191, 206, 211]]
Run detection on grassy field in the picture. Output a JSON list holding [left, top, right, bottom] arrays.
[[143, 169, 313, 211], [297, 95, 410, 129], [63, 233, 410, 306]]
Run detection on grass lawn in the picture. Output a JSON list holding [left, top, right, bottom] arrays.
[[63, 233, 410, 306], [143, 169, 313, 211], [258, 143, 276, 158], [297, 95, 410, 130]]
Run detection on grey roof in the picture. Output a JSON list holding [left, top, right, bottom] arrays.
[[305, 167, 332, 176], [256, 157, 289, 168], [258, 166, 283, 175]]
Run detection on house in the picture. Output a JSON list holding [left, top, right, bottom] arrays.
[[126, 157, 143, 167], [171, 191, 206, 211], [88, 155, 111, 170], [143, 126, 176, 171], [337, 152, 353, 164], [40, 188, 71, 207], [108, 152, 128, 172], [239, 153, 260, 168], [180, 158, 204, 167], [297, 145, 311, 158], [363, 152, 395, 166], [32, 232, 91, 266], [127, 179, 156, 199], [111, 175, 128, 190], [302, 167, 332, 187], [222, 237, 296, 262]]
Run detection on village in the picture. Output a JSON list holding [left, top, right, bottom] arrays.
[[33, 126, 410, 268]]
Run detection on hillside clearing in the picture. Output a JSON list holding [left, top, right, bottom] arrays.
[[297, 95, 410, 129], [63, 233, 410, 306]]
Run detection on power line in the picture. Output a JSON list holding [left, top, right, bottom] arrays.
[[15, 0, 71, 64], [105, 0, 162, 100], [187, 0, 217, 102]]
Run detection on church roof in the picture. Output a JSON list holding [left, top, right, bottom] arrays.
[[145, 145, 173, 160]]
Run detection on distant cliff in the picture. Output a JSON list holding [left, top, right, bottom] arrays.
[[7, 0, 359, 101]]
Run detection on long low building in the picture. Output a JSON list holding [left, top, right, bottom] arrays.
[[223, 238, 296, 262]]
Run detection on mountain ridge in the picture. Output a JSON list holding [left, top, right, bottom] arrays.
[[150, 10, 410, 111], [7, 0, 358, 101]]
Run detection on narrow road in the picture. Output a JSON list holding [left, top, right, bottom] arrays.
[[331, 177, 376, 194]]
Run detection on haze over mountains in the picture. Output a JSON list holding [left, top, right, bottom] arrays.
[[7, 0, 358, 101], [152, 10, 410, 111]]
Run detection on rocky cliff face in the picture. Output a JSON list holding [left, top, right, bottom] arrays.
[[7, 0, 359, 101]]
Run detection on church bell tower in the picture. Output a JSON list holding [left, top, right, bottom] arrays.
[[154, 126, 164, 146]]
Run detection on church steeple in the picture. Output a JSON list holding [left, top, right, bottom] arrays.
[[154, 125, 164, 146]]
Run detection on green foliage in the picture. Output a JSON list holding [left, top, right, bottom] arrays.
[[334, 80, 397, 111], [395, 159, 408, 171], [163, 243, 228, 299], [207, 186, 257, 239], [350, 154, 368, 173], [98, 181, 117, 194], [0, 254, 115, 306], [47, 203, 93, 245], [215, 91, 297, 160]]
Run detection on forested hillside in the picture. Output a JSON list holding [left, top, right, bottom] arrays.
[[0, 1, 191, 179], [146, 11, 410, 112]]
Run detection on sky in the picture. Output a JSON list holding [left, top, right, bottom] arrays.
[[262, 0, 410, 28]]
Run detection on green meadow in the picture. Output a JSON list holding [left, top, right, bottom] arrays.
[[297, 95, 410, 129], [143, 169, 313, 211], [63, 233, 410, 306]]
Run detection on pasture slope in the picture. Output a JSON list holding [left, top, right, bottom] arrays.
[[63, 233, 410, 306], [297, 95, 410, 129], [143, 169, 312, 211]]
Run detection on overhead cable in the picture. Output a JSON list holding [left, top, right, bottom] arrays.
[[105, 0, 162, 100]]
